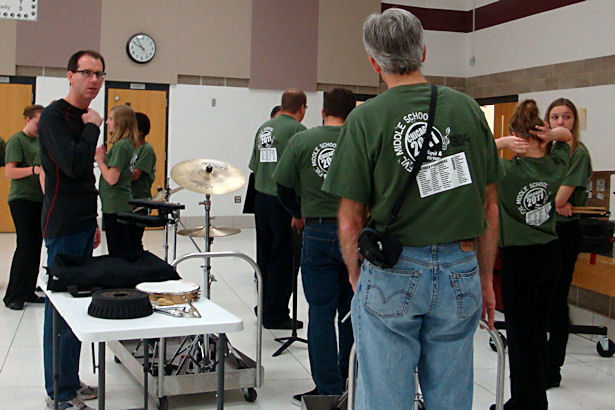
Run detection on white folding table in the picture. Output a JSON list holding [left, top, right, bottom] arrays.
[[44, 288, 243, 409]]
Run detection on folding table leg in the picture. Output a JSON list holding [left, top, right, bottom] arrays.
[[217, 333, 227, 410], [98, 342, 106, 409], [143, 339, 149, 409], [52, 305, 59, 410]]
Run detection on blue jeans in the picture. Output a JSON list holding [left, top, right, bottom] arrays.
[[301, 223, 354, 395], [43, 227, 95, 401], [352, 242, 481, 410]]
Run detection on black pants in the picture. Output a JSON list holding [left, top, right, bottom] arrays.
[[102, 213, 143, 259], [501, 240, 561, 410], [547, 221, 581, 380], [254, 192, 294, 324], [4, 199, 43, 305]]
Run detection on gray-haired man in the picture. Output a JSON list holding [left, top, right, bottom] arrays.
[[323, 9, 502, 410]]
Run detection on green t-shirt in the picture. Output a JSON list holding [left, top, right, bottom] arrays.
[[498, 142, 571, 247], [273, 125, 341, 218], [99, 138, 135, 214], [556, 143, 592, 223], [5, 130, 42, 203], [323, 84, 503, 246], [249, 114, 307, 196], [130, 142, 156, 200]]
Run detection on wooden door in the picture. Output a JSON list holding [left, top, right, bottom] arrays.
[[0, 83, 34, 232], [493, 102, 518, 160], [106, 88, 167, 199]]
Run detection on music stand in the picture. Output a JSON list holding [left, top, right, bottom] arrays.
[[273, 228, 307, 356]]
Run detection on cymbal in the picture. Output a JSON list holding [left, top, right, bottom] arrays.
[[178, 226, 241, 238], [151, 186, 184, 201], [171, 159, 246, 195]]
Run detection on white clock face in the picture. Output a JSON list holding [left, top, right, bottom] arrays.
[[0, 0, 38, 21], [127, 33, 156, 64]]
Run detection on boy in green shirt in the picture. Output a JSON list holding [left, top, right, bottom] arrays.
[[273, 88, 356, 404]]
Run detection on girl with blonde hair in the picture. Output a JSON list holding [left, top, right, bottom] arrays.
[[544, 98, 592, 389], [95, 105, 140, 257]]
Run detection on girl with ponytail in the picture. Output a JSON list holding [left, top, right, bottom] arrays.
[[492, 99, 572, 410]]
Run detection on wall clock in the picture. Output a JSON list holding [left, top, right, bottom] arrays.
[[0, 0, 38, 21], [126, 33, 156, 64]]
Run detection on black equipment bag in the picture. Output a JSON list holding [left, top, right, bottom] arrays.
[[47, 250, 181, 296], [579, 217, 614, 256]]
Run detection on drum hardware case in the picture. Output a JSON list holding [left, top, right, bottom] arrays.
[[108, 251, 264, 408]]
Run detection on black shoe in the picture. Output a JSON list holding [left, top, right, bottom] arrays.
[[291, 388, 318, 407], [263, 318, 304, 330], [25, 295, 45, 303], [490, 398, 514, 410], [546, 374, 561, 389], [6, 301, 24, 311], [254, 305, 258, 317]]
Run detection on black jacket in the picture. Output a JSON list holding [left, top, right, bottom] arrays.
[[39, 99, 99, 238]]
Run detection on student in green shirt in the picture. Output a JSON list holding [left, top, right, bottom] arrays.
[[273, 88, 356, 405], [95, 105, 139, 257], [493, 99, 572, 410], [130, 112, 157, 249], [3, 104, 45, 310], [543, 98, 592, 389]]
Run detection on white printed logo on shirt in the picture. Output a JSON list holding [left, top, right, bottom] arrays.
[[393, 112, 451, 173], [516, 182, 552, 226], [311, 142, 336, 178], [258, 127, 277, 162]]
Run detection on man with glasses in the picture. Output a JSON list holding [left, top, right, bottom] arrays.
[[249, 89, 307, 329], [39, 49, 105, 410]]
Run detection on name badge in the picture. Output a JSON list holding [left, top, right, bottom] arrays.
[[416, 152, 472, 198], [260, 148, 277, 163]]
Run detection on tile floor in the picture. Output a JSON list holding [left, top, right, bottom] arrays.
[[0, 228, 614, 409]]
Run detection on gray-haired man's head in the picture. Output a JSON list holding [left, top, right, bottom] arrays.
[[363, 8, 424, 75]]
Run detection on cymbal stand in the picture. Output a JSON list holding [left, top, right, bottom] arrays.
[[161, 179, 180, 263], [199, 193, 213, 299]]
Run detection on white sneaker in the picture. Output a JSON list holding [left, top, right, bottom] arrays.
[[45, 395, 93, 409], [76, 382, 98, 401]]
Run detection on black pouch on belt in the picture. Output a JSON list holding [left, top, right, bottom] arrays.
[[357, 85, 438, 269], [358, 226, 403, 269]]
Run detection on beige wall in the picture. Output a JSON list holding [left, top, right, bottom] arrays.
[[317, 0, 380, 87], [101, 0, 179, 84], [0, 20, 17, 76], [16, 0, 101, 69], [101, 0, 252, 85], [178, 0, 251, 79]]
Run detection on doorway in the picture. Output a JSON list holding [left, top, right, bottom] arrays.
[[478, 96, 518, 160], [104, 82, 169, 199], [0, 78, 35, 232]]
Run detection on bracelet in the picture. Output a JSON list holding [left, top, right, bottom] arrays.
[[32, 165, 35, 175]]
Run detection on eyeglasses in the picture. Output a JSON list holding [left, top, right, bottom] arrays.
[[73, 69, 106, 79]]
